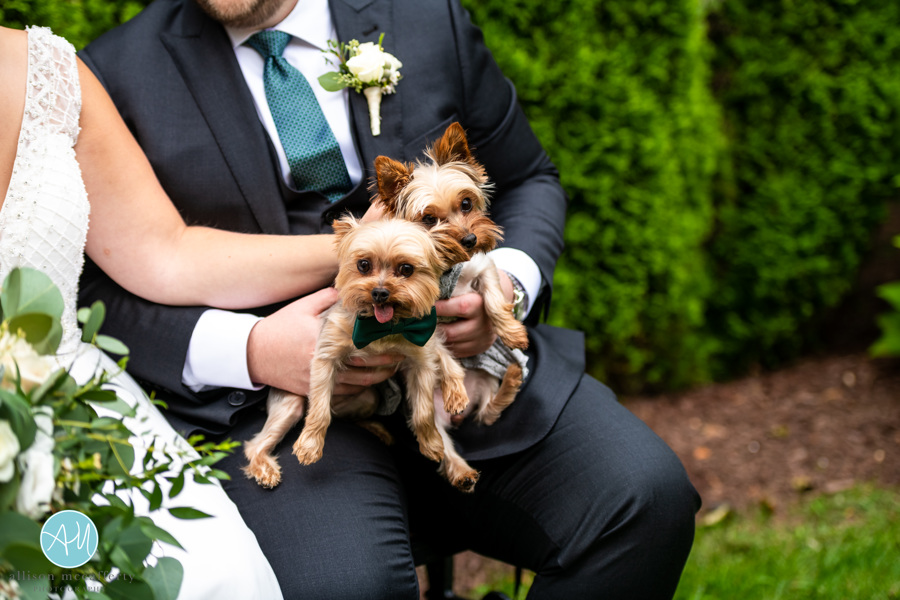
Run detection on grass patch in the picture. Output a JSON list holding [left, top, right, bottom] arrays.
[[467, 485, 900, 599], [677, 485, 900, 599]]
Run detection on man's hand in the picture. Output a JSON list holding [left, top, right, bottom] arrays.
[[436, 268, 514, 358], [247, 287, 403, 397]]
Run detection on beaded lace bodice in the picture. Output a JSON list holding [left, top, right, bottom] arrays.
[[0, 27, 88, 354]]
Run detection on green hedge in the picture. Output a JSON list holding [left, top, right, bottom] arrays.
[[704, 0, 900, 377], [465, 0, 723, 391], [467, 0, 899, 391], [0, 0, 146, 49], [5, 0, 898, 392]]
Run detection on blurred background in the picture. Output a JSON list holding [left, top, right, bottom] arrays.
[[4, 0, 897, 597]]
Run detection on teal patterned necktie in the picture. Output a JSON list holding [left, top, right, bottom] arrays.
[[246, 30, 351, 203]]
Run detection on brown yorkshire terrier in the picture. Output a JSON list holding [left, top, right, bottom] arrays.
[[243, 216, 471, 489], [371, 122, 529, 491]]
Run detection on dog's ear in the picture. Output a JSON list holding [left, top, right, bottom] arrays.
[[429, 223, 470, 269], [373, 156, 412, 213], [431, 122, 474, 166], [332, 213, 359, 244]]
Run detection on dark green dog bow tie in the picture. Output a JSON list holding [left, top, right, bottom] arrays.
[[352, 307, 438, 349]]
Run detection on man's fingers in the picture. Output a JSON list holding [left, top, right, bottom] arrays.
[[436, 292, 481, 319]]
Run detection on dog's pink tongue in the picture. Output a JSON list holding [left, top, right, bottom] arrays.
[[374, 304, 394, 324]]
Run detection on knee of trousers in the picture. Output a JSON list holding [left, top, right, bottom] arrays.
[[612, 450, 700, 543]]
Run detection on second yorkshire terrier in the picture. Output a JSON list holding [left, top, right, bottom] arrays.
[[243, 216, 473, 489], [371, 122, 529, 491]]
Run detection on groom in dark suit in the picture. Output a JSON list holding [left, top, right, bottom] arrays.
[[80, 0, 700, 597]]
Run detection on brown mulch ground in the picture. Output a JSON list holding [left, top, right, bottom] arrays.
[[423, 351, 900, 599]]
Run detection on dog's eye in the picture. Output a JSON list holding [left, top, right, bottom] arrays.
[[398, 264, 414, 278], [357, 259, 371, 274], [421, 214, 437, 227], [461, 198, 473, 213]]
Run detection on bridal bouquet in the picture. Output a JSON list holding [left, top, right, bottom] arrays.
[[318, 33, 402, 136], [0, 268, 235, 600]]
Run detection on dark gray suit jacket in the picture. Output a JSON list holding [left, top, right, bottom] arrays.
[[80, 0, 584, 460]]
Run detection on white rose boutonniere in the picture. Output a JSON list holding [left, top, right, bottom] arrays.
[[318, 34, 402, 136]]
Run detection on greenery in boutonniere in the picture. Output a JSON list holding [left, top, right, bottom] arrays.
[[318, 33, 402, 136], [0, 267, 236, 600]]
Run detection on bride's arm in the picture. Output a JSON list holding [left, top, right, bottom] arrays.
[[75, 58, 356, 309]]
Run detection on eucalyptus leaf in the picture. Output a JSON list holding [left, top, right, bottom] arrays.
[[0, 507, 42, 551], [6, 312, 53, 347], [0, 267, 64, 322], [0, 388, 38, 449], [0, 472, 20, 511], [81, 301, 107, 343], [116, 521, 154, 567], [105, 578, 155, 600], [95, 335, 129, 356], [17, 573, 51, 600], [2, 542, 54, 573], [143, 556, 184, 600], [318, 71, 348, 91]]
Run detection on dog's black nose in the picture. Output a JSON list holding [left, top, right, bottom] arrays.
[[371, 288, 390, 303], [461, 234, 477, 249]]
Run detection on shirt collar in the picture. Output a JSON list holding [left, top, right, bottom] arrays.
[[225, 0, 334, 51]]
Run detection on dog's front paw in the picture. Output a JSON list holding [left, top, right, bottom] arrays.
[[242, 455, 282, 489], [292, 433, 325, 465], [439, 460, 480, 493], [452, 469, 480, 493], [442, 383, 469, 416]]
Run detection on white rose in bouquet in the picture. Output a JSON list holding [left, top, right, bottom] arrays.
[[0, 330, 56, 393], [0, 420, 20, 483]]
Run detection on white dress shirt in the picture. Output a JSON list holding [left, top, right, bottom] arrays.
[[182, 0, 542, 391]]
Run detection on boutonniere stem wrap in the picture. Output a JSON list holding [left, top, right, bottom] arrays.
[[319, 33, 402, 136]]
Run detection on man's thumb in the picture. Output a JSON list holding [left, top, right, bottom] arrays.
[[304, 287, 339, 314]]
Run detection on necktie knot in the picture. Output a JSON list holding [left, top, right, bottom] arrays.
[[246, 30, 291, 59]]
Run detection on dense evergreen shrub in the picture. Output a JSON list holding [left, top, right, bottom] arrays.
[[705, 0, 900, 376], [463, 0, 722, 391], [0, 0, 146, 49]]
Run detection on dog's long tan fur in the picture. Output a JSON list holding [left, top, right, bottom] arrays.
[[243, 217, 469, 489], [371, 122, 529, 492]]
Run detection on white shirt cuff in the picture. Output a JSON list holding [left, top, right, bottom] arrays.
[[487, 247, 543, 318], [182, 310, 264, 392]]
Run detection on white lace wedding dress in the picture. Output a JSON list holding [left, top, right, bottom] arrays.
[[0, 27, 282, 599]]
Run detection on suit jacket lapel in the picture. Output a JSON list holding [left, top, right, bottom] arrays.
[[160, 2, 290, 234], [331, 0, 405, 176]]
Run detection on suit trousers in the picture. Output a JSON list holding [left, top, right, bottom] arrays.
[[215, 375, 700, 600]]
